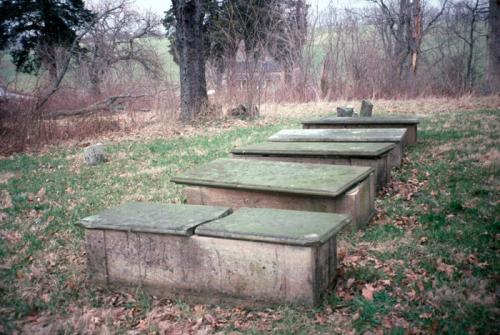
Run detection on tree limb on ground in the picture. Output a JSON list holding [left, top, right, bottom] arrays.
[[46, 94, 148, 119]]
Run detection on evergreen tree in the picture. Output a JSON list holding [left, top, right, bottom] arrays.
[[0, 0, 94, 83]]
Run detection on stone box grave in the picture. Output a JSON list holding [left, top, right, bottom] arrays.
[[171, 158, 375, 228], [268, 128, 407, 169], [79, 202, 231, 284], [301, 116, 419, 145], [79, 202, 350, 306], [231, 141, 395, 190]]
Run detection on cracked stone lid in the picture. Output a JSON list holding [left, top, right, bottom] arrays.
[[78, 202, 232, 236], [268, 128, 407, 143], [302, 116, 420, 125], [195, 207, 351, 246], [171, 158, 374, 197], [231, 141, 395, 157]]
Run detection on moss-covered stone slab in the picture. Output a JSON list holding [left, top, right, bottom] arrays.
[[78, 202, 232, 236], [302, 116, 420, 125], [302, 117, 419, 145], [268, 128, 407, 142], [230, 142, 394, 189], [176, 160, 376, 229], [231, 141, 395, 157], [171, 158, 374, 197], [196, 207, 350, 246]]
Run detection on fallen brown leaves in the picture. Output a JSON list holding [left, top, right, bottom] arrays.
[[362, 284, 376, 301], [436, 259, 455, 278], [17, 297, 293, 335], [387, 168, 428, 203]]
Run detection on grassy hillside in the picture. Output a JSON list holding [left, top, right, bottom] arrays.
[[0, 52, 39, 92], [0, 37, 180, 92]]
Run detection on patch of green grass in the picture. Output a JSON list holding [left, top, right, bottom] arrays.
[[344, 265, 386, 283], [0, 108, 498, 333], [351, 290, 397, 332], [363, 223, 404, 242]]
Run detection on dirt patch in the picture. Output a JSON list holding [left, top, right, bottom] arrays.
[[0, 190, 13, 209], [468, 148, 500, 167], [119, 166, 167, 179], [0, 172, 17, 184]]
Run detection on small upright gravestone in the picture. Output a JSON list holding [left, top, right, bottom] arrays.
[[84, 143, 107, 165], [337, 107, 354, 117], [360, 100, 373, 117]]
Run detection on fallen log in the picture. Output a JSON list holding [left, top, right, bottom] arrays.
[[45, 93, 148, 119]]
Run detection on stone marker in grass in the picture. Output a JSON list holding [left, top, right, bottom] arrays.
[[84, 143, 107, 165], [171, 158, 375, 228], [79, 202, 350, 306], [360, 100, 373, 117], [231, 141, 395, 190], [301, 116, 419, 145], [268, 128, 407, 168], [337, 107, 354, 117]]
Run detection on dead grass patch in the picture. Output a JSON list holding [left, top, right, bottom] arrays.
[[0, 172, 17, 184], [118, 166, 167, 179], [4, 95, 498, 157]]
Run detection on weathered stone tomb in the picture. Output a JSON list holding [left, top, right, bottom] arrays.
[[268, 128, 407, 169], [231, 141, 395, 190], [79, 202, 350, 306], [171, 158, 375, 228]]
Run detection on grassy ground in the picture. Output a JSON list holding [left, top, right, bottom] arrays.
[[0, 107, 498, 334]]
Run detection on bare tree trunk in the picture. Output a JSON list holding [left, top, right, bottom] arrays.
[[226, 51, 237, 103], [320, 52, 331, 99], [39, 45, 59, 87], [466, 0, 480, 91], [215, 62, 224, 90], [408, 0, 422, 94], [173, 0, 208, 122], [48, 62, 58, 87], [488, 0, 500, 92], [89, 67, 102, 96]]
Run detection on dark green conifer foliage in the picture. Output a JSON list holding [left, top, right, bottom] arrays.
[[0, 0, 93, 79]]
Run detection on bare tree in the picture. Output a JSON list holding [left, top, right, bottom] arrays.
[[444, 0, 488, 91], [81, 0, 163, 96], [211, 1, 285, 118], [368, 0, 448, 93], [321, 7, 346, 98], [33, 2, 125, 113]]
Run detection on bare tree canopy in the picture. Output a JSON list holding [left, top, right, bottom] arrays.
[[367, 0, 448, 91], [80, 0, 163, 95]]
